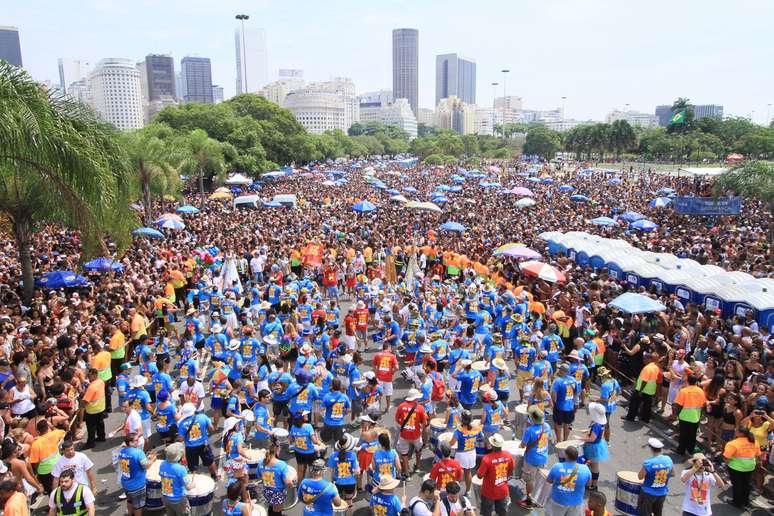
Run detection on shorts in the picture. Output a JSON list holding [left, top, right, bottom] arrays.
[[456, 449, 476, 469], [553, 409, 575, 425], [295, 451, 316, 465], [522, 462, 540, 484], [351, 399, 363, 414], [159, 425, 178, 442], [545, 497, 583, 516], [185, 444, 214, 471], [336, 483, 356, 498], [141, 418, 153, 439], [378, 380, 394, 397], [322, 424, 344, 444], [343, 335, 356, 351], [327, 286, 339, 297], [396, 436, 423, 456], [273, 401, 290, 418], [161, 496, 190, 516], [356, 330, 368, 342], [481, 496, 508, 516], [125, 486, 147, 509]]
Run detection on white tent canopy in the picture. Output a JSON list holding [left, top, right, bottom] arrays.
[[224, 173, 252, 185], [676, 167, 729, 177]]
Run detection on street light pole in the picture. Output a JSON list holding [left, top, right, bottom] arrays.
[[236, 14, 250, 93], [767, 103, 771, 126], [501, 69, 509, 140], [562, 96, 567, 120], [491, 82, 498, 136]]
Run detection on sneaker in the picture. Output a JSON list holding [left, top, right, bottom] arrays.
[[516, 499, 532, 509], [119, 493, 127, 500]]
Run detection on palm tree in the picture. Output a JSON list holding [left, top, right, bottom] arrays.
[[178, 129, 225, 208], [0, 63, 133, 302], [714, 161, 774, 261], [123, 129, 178, 224], [609, 120, 636, 161]]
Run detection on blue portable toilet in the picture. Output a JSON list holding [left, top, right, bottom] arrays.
[[715, 286, 754, 318], [682, 277, 726, 306], [657, 270, 692, 296], [606, 256, 645, 282], [630, 263, 665, 290], [748, 293, 774, 332], [590, 247, 620, 270]]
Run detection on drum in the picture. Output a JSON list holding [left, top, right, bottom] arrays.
[[501, 440, 524, 479], [251, 506, 267, 516], [283, 466, 298, 510], [513, 404, 529, 437], [272, 428, 289, 446], [555, 439, 584, 461], [615, 470, 642, 516], [243, 448, 266, 481], [332, 499, 349, 515], [145, 460, 162, 509], [430, 418, 445, 450], [186, 474, 215, 516], [533, 468, 551, 508]]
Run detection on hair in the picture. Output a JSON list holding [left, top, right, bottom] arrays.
[[292, 413, 306, 428], [263, 436, 279, 467], [60, 439, 74, 450], [420, 479, 437, 494], [222, 424, 240, 453], [337, 435, 349, 464], [737, 427, 756, 444], [588, 490, 607, 507], [687, 374, 698, 386], [0, 480, 17, 493], [123, 433, 136, 446], [58, 469, 75, 480], [445, 480, 461, 495], [565, 446, 579, 461], [438, 442, 452, 458], [378, 432, 391, 451], [226, 481, 241, 501], [461, 410, 472, 431], [36, 419, 49, 434]]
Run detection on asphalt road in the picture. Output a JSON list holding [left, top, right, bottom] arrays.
[[72, 301, 771, 516]]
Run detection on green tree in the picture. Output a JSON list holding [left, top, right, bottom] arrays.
[[714, 161, 774, 257], [0, 63, 133, 302], [523, 127, 560, 159], [667, 97, 695, 134], [417, 123, 435, 138], [348, 122, 365, 136], [177, 129, 225, 207], [608, 120, 636, 160]]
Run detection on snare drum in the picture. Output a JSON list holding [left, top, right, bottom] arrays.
[[332, 499, 349, 515], [283, 466, 298, 510], [533, 468, 551, 508], [615, 470, 642, 516], [429, 418, 445, 449], [472, 360, 488, 373], [251, 505, 268, 516], [437, 431, 454, 455], [555, 439, 584, 461], [272, 427, 289, 446], [145, 460, 162, 509], [513, 404, 529, 437], [186, 474, 216, 516], [501, 440, 524, 479], [243, 448, 266, 481]]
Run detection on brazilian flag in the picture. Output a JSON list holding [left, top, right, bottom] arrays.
[[670, 111, 686, 125]]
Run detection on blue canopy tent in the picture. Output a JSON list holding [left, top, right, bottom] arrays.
[[435, 185, 451, 191], [35, 271, 89, 289], [159, 218, 185, 230], [432, 196, 449, 204], [590, 216, 617, 227], [402, 187, 418, 193], [132, 227, 164, 238], [449, 185, 463, 193], [657, 187, 676, 195], [84, 258, 124, 273], [262, 201, 284, 208], [570, 194, 590, 203], [559, 184, 574, 191], [609, 293, 667, 314], [352, 200, 377, 213], [620, 211, 645, 223], [608, 178, 623, 185], [386, 189, 400, 195], [527, 177, 542, 183], [439, 221, 466, 233], [541, 178, 554, 184]]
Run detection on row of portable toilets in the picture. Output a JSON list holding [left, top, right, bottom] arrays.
[[538, 231, 774, 332]]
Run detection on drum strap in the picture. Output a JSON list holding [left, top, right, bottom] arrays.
[[306, 481, 333, 504], [399, 403, 418, 432], [525, 427, 544, 452], [560, 465, 579, 487]]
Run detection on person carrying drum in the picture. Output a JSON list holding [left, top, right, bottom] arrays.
[[298, 458, 343, 516], [327, 433, 359, 516], [158, 442, 192, 516], [517, 406, 552, 509]]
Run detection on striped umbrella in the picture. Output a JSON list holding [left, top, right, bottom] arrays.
[[520, 261, 566, 283]]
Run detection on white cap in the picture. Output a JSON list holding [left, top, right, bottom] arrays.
[[405, 388, 421, 401], [648, 438, 664, 449], [181, 403, 196, 419]]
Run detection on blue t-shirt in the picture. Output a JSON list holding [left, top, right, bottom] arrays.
[[552, 376, 575, 412], [156, 403, 177, 432], [289, 383, 319, 414], [322, 392, 350, 426], [458, 370, 483, 405], [483, 402, 506, 433], [453, 427, 482, 453], [600, 379, 621, 413], [547, 462, 591, 506], [178, 414, 211, 447], [299, 478, 338, 516], [522, 423, 551, 466], [152, 372, 174, 395], [541, 334, 563, 363], [159, 461, 188, 502], [252, 404, 272, 440], [118, 446, 148, 491], [222, 500, 245, 516], [370, 492, 403, 516], [514, 345, 536, 372], [641, 455, 673, 496], [372, 449, 398, 482], [226, 431, 244, 459], [327, 451, 358, 485], [290, 423, 316, 455], [257, 460, 289, 491]]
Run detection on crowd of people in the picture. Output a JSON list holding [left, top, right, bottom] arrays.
[[0, 157, 770, 516]]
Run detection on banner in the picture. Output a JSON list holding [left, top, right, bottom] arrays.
[[673, 196, 741, 216]]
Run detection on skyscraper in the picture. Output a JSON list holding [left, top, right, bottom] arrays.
[[655, 103, 724, 126], [88, 58, 144, 130], [235, 26, 269, 94], [392, 28, 418, 116], [0, 26, 22, 67], [58, 59, 89, 93], [140, 54, 176, 100], [435, 53, 476, 106], [212, 85, 224, 104], [181, 57, 213, 104]]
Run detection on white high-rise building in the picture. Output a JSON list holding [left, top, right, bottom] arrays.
[[212, 85, 224, 104], [67, 78, 91, 105], [605, 109, 659, 128], [57, 58, 89, 94], [359, 98, 417, 138], [474, 107, 494, 135], [417, 108, 434, 126], [235, 26, 269, 94], [259, 78, 305, 106], [88, 58, 144, 130], [284, 78, 359, 134]]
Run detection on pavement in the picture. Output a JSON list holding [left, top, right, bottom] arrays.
[[71, 298, 772, 515]]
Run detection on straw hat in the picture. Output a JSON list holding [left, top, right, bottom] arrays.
[[227, 339, 240, 351], [376, 474, 400, 491], [488, 433, 505, 448], [335, 433, 356, 452], [223, 417, 241, 434], [130, 375, 148, 388], [211, 324, 222, 333], [527, 406, 544, 423], [597, 366, 611, 378], [492, 358, 507, 371]]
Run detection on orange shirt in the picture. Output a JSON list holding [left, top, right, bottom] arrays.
[[29, 429, 66, 466], [109, 330, 126, 351], [131, 313, 147, 339], [83, 378, 106, 414], [4, 492, 28, 516], [91, 351, 111, 372]]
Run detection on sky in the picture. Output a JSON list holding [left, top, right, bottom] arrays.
[[6, 0, 774, 123]]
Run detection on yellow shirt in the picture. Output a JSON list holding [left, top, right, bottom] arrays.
[[748, 421, 770, 448]]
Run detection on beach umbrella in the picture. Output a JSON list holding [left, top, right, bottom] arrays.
[[520, 261, 566, 283], [230, 187, 243, 194], [405, 201, 442, 213], [590, 216, 617, 227], [352, 200, 377, 213], [35, 271, 88, 289], [559, 184, 574, 192], [493, 242, 525, 255], [631, 219, 658, 232], [515, 197, 536, 208], [449, 185, 463, 193], [541, 178, 554, 184], [657, 187, 676, 195], [620, 211, 645, 223], [497, 246, 541, 260], [440, 221, 467, 233], [608, 178, 623, 185], [262, 201, 283, 208], [209, 191, 233, 200], [160, 218, 185, 230], [510, 187, 534, 196], [451, 175, 465, 183], [389, 194, 408, 203], [527, 177, 542, 183], [176, 205, 200, 214], [386, 189, 400, 195], [570, 194, 590, 203], [432, 196, 449, 204], [224, 173, 252, 185], [154, 213, 182, 224], [609, 292, 666, 314], [402, 186, 418, 193], [132, 227, 164, 238], [435, 185, 451, 191], [214, 187, 230, 193], [649, 197, 672, 208], [84, 258, 124, 273], [322, 180, 336, 186]]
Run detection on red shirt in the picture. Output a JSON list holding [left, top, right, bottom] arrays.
[[311, 309, 327, 326], [344, 315, 356, 336], [373, 351, 398, 382], [354, 308, 369, 331], [323, 267, 337, 286], [476, 451, 514, 500], [394, 401, 428, 441], [430, 457, 463, 490]]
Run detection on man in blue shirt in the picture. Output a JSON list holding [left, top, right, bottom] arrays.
[[545, 445, 591, 515], [118, 433, 155, 515], [177, 402, 216, 477], [518, 407, 553, 509], [159, 442, 192, 515], [454, 360, 483, 411], [321, 378, 351, 445], [540, 324, 563, 369], [551, 364, 576, 442], [298, 458, 342, 515], [638, 438, 673, 516], [597, 367, 621, 441]]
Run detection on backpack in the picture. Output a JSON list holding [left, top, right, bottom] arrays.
[[441, 491, 470, 515], [430, 372, 445, 401]]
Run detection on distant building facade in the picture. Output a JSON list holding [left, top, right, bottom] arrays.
[[435, 53, 476, 106], [212, 85, 224, 104], [58, 58, 89, 94], [359, 97, 417, 138], [235, 26, 268, 93], [285, 78, 359, 134], [434, 96, 474, 134], [0, 26, 22, 67], [392, 28, 418, 116], [417, 108, 435, 126], [279, 69, 303, 79], [605, 109, 659, 128], [180, 57, 213, 104], [88, 58, 144, 129], [259, 78, 305, 106], [655, 103, 724, 126]]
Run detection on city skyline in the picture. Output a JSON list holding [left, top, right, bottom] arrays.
[[4, 0, 773, 123]]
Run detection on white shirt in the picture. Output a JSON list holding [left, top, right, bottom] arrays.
[[53, 452, 94, 486], [49, 483, 95, 509], [439, 494, 472, 516], [180, 381, 206, 411], [408, 496, 433, 516], [124, 409, 143, 436], [681, 472, 717, 516]]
